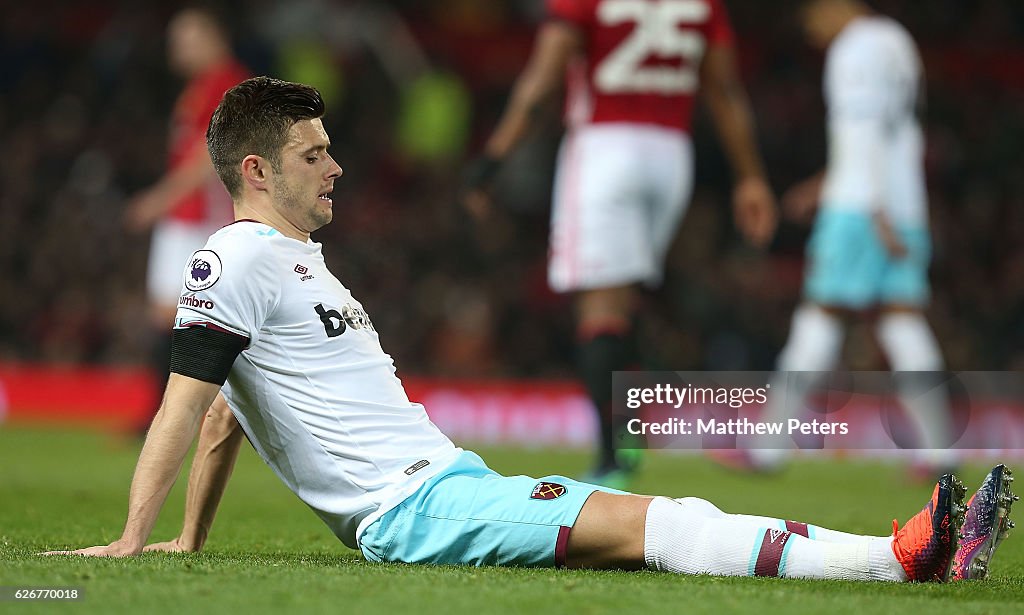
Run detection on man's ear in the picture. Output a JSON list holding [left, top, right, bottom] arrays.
[[240, 155, 270, 192]]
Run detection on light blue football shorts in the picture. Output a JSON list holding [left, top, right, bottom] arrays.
[[804, 208, 931, 309], [358, 450, 622, 567]]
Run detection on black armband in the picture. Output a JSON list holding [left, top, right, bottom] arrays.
[[169, 325, 248, 386]]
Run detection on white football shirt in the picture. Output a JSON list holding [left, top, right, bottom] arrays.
[[820, 16, 928, 225], [174, 220, 461, 549]]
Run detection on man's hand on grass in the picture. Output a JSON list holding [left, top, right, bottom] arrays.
[[41, 540, 142, 558], [143, 537, 197, 553]]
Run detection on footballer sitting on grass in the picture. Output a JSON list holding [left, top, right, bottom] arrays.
[[42, 77, 1016, 582]]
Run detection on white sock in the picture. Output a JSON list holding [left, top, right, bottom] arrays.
[[750, 305, 844, 467], [646, 497, 905, 581], [775, 305, 845, 373], [876, 312, 956, 463], [675, 497, 890, 545]]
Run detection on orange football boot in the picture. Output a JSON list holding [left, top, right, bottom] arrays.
[[891, 473, 967, 582]]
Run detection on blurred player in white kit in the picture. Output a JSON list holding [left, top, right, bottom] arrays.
[[465, 0, 777, 488], [749, 0, 954, 472]]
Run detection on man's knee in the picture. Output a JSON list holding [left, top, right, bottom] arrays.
[[674, 497, 725, 519], [565, 491, 653, 570], [576, 286, 636, 327]]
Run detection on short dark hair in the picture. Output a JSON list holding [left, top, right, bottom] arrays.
[[207, 76, 325, 198]]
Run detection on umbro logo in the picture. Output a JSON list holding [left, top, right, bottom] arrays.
[[768, 529, 787, 543], [404, 460, 430, 475], [179, 295, 214, 310], [294, 264, 314, 281]]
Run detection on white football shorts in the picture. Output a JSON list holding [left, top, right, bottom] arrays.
[[146, 218, 224, 305], [548, 123, 694, 293]]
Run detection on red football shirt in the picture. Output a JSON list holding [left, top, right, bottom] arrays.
[[167, 60, 249, 222], [547, 0, 734, 132]]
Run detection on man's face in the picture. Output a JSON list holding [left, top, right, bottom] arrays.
[[167, 11, 220, 77], [270, 118, 343, 234]]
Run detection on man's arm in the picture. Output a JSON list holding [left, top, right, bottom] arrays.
[[42, 374, 220, 557], [463, 21, 581, 218], [482, 21, 580, 159], [124, 145, 217, 232], [700, 45, 777, 247], [782, 170, 825, 224], [144, 393, 244, 553]]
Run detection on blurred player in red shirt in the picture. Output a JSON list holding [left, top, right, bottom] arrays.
[[125, 8, 249, 431], [465, 0, 776, 487]]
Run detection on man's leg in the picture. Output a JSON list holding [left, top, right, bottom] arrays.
[[671, 496, 888, 545], [565, 492, 651, 570], [875, 305, 956, 471], [567, 474, 966, 582], [548, 128, 683, 488], [566, 492, 899, 579], [742, 208, 875, 468], [746, 303, 845, 468], [576, 286, 638, 485], [772, 304, 847, 375]]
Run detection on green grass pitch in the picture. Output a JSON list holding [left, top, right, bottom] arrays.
[[1, 427, 1022, 614]]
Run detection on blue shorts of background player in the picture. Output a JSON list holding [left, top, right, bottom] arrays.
[[804, 208, 931, 309], [359, 450, 623, 567]]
